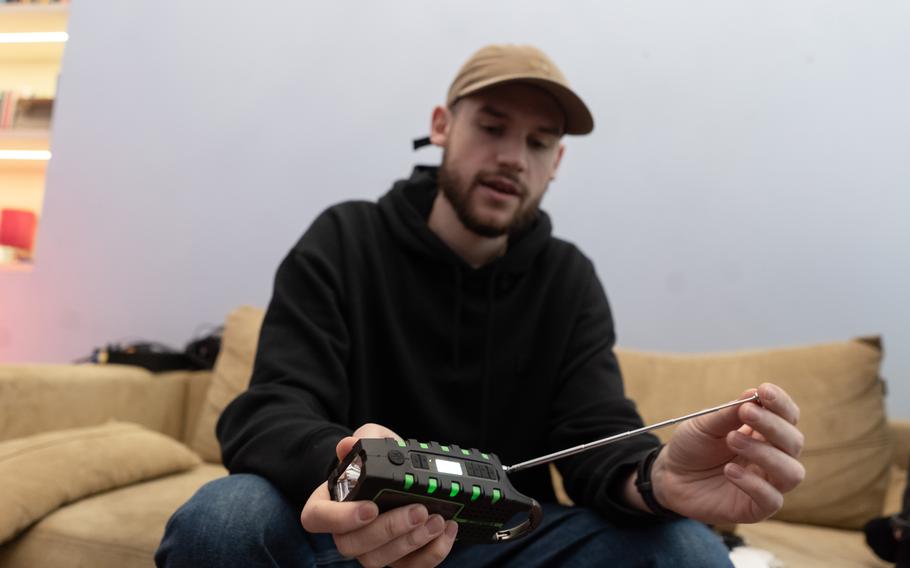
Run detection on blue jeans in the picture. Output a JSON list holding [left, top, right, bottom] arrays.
[[156, 474, 733, 567]]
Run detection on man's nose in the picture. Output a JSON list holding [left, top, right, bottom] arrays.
[[495, 137, 527, 173]]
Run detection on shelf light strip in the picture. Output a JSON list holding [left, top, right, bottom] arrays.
[[0, 32, 69, 44], [0, 150, 51, 161]]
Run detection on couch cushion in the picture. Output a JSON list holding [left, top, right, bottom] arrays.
[[617, 337, 891, 530], [0, 463, 228, 568], [0, 421, 202, 545], [189, 306, 265, 462], [735, 520, 891, 568]]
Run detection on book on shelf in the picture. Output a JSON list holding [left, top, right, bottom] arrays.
[[0, 91, 53, 130], [0, 91, 18, 129], [14, 97, 52, 129]]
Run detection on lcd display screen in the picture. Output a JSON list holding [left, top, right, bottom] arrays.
[[435, 458, 464, 476]]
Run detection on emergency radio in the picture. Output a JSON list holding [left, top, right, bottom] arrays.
[[328, 393, 760, 544], [329, 438, 540, 543]]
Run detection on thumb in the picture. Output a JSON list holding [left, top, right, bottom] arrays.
[[690, 388, 757, 438], [336, 436, 360, 463], [336, 423, 404, 463]]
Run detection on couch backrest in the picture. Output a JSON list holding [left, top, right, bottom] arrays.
[[617, 338, 891, 530], [187, 307, 264, 463], [179, 370, 214, 446], [0, 364, 198, 443]]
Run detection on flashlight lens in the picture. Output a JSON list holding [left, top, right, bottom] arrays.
[[334, 455, 363, 501]]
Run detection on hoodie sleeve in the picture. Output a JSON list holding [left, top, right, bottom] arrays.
[[548, 264, 664, 524], [216, 208, 353, 510]]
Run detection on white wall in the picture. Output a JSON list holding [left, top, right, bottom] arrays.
[[1, 1, 907, 418]]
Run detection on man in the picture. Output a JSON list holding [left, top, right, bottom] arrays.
[[157, 44, 805, 567]]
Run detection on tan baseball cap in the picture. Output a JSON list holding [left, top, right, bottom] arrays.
[[413, 44, 593, 149], [448, 44, 594, 135]]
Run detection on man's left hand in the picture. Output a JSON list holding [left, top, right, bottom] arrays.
[[648, 382, 805, 524]]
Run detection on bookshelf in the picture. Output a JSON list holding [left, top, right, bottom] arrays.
[[0, 1, 69, 269]]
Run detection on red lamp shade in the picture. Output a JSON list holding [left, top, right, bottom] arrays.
[[0, 209, 38, 251]]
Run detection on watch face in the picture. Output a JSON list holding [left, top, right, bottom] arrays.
[[890, 514, 910, 542]]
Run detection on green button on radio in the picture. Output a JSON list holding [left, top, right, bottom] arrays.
[[491, 488, 502, 504], [449, 481, 461, 498], [471, 485, 481, 501], [427, 478, 438, 494], [403, 473, 415, 490]]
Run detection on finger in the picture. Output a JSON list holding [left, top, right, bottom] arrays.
[[333, 504, 428, 559], [724, 461, 784, 521], [301, 482, 379, 534], [393, 521, 459, 568], [739, 401, 804, 458], [738, 425, 768, 443], [357, 515, 447, 568], [352, 422, 405, 442], [727, 430, 806, 493], [757, 383, 800, 425], [750, 430, 768, 443]]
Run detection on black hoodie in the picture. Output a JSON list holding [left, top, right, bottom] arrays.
[[217, 166, 660, 523]]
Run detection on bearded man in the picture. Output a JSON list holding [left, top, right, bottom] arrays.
[[157, 44, 805, 568]]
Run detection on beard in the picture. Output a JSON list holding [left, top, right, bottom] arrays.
[[437, 153, 544, 238]]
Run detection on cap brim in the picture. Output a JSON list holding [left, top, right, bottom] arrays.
[[453, 74, 594, 135]]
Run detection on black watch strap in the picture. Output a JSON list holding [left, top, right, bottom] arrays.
[[635, 445, 684, 519]]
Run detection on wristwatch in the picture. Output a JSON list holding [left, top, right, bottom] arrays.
[[635, 445, 684, 519]]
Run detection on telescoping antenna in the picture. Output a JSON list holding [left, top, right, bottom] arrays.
[[503, 392, 761, 474]]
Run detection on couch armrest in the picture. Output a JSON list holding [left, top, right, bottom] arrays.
[[0, 364, 204, 443], [881, 419, 910, 516], [891, 419, 910, 469]]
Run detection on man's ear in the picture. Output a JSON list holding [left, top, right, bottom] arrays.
[[430, 105, 452, 147], [550, 143, 566, 181]]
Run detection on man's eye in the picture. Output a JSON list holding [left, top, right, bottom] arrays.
[[529, 138, 551, 150], [481, 125, 503, 135]]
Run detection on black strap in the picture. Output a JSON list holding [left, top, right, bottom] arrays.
[[635, 445, 684, 519], [412, 136, 432, 150]]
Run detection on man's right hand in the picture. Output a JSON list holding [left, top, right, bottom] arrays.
[[300, 423, 459, 568]]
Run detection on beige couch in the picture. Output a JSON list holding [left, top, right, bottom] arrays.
[[0, 306, 906, 567]]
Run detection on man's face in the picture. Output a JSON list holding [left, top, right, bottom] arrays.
[[433, 83, 566, 238]]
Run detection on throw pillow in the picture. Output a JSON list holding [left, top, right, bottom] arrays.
[[0, 421, 201, 544]]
